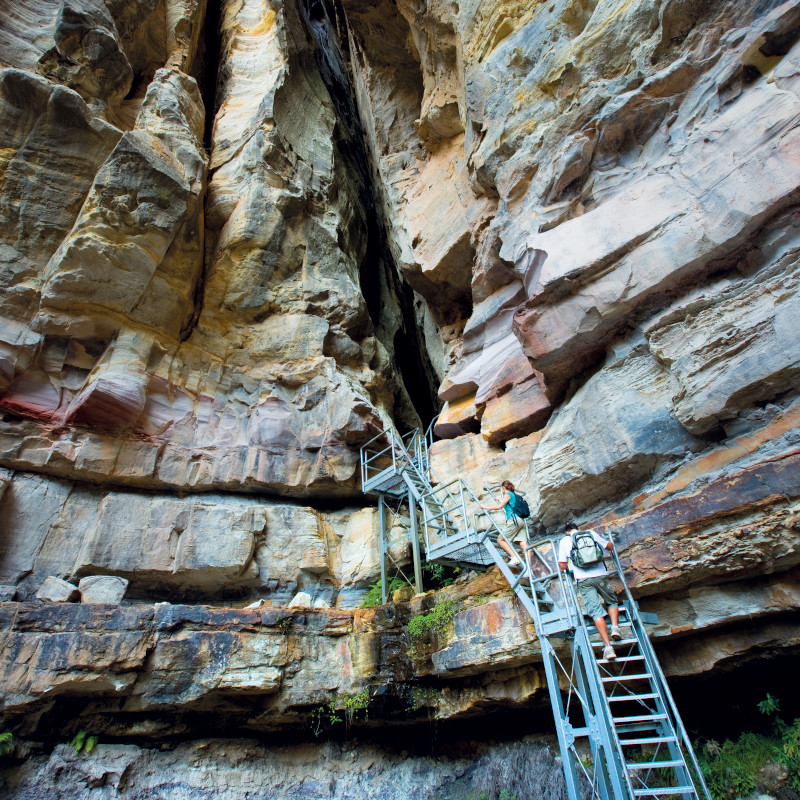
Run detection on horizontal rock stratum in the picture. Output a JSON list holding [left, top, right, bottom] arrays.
[[1, 0, 800, 788]]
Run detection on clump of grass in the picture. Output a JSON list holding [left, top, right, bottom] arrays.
[[359, 576, 408, 608], [698, 733, 780, 800], [696, 693, 800, 800], [343, 690, 370, 724], [408, 600, 456, 640]]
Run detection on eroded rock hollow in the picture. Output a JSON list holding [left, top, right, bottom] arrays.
[[1, 0, 800, 795]]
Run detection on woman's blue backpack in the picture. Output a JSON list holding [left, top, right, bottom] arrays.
[[510, 492, 530, 519]]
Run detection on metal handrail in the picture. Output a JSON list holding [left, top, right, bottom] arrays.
[[361, 427, 424, 489], [524, 535, 586, 632], [416, 470, 517, 563], [424, 413, 440, 450]]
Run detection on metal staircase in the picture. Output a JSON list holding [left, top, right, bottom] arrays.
[[361, 427, 495, 570], [525, 539, 711, 800], [360, 427, 711, 800]]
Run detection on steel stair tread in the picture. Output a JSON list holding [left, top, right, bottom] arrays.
[[626, 760, 686, 771], [608, 692, 661, 702], [596, 655, 646, 664], [618, 735, 677, 745], [602, 673, 653, 682], [632, 786, 696, 797], [592, 637, 639, 647], [615, 723, 671, 734], [613, 713, 669, 724]]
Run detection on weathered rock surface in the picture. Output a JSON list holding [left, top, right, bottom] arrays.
[[0, 471, 412, 605], [2, 737, 573, 800], [0, 0, 413, 506], [0, 0, 800, 785], [646, 233, 800, 435], [35, 576, 79, 603], [529, 344, 703, 524], [0, 560, 797, 737]]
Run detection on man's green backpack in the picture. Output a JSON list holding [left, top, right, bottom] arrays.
[[570, 530, 605, 568]]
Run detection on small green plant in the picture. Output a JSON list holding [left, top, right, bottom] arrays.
[[757, 693, 800, 790], [781, 717, 800, 791], [694, 695, 800, 800], [408, 600, 456, 640], [423, 562, 461, 589], [277, 615, 292, 633], [499, 791, 518, 800], [311, 700, 343, 737], [408, 686, 441, 712], [758, 692, 780, 717], [70, 730, 98, 755], [343, 690, 370, 725], [0, 732, 12, 757], [407, 600, 457, 657], [697, 733, 781, 800], [359, 576, 409, 608], [703, 739, 722, 758]]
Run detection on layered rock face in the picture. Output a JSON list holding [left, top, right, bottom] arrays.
[[0, 0, 423, 612], [0, 0, 800, 788]]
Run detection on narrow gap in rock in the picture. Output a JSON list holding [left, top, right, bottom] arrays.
[[297, 0, 441, 430], [197, 0, 223, 153], [180, 0, 223, 342]]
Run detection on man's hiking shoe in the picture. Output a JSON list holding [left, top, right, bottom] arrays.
[[610, 625, 622, 640], [602, 645, 617, 661]]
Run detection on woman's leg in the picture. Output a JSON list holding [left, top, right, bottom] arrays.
[[498, 535, 520, 562], [500, 519, 524, 564]]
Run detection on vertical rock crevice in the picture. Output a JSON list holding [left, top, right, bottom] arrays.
[[297, 0, 442, 430], [180, 0, 223, 340]]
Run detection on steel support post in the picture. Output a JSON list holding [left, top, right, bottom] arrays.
[[407, 489, 424, 595], [540, 638, 584, 800], [379, 493, 388, 604]]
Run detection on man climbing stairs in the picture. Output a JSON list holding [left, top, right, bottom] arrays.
[[360, 428, 711, 800]]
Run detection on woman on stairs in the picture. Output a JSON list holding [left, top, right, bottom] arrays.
[[479, 480, 530, 571]]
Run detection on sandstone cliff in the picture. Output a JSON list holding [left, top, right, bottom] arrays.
[[0, 0, 799, 794]]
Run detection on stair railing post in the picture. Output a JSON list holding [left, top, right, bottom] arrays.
[[407, 488, 424, 595], [458, 483, 468, 538], [379, 493, 388, 605]]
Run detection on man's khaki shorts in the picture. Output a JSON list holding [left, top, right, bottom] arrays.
[[577, 576, 618, 620]]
